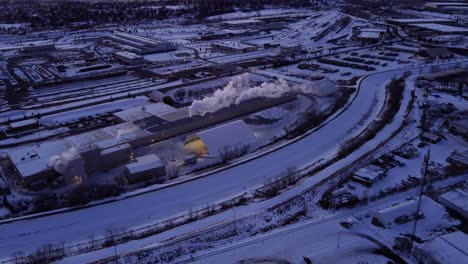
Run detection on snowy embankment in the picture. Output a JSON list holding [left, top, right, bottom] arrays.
[[0, 61, 466, 262]]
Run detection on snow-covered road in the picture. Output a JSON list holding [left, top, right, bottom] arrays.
[[0, 61, 464, 259]]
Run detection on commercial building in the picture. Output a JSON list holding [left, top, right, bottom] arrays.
[[184, 120, 256, 156], [108, 32, 176, 55], [125, 154, 165, 183], [372, 196, 436, 226], [438, 188, 468, 219], [115, 51, 145, 65], [413, 231, 468, 264], [211, 41, 257, 54]]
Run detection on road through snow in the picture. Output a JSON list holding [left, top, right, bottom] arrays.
[[0, 61, 464, 259]]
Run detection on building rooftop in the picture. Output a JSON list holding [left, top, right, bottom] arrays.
[[415, 231, 468, 264], [439, 188, 468, 213], [114, 103, 175, 123], [411, 23, 468, 33], [126, 154, 163, 175]]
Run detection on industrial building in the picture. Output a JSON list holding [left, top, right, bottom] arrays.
[[438, 188, 468, 219], [108, 32, 176, 55], [371, 196, 436, 226], [221, 19, 264, 28], [7, 94, 299, 189], [211, 41, 257, 54], [115, 51, 145, 65], [358, 28, 387, 43], [185, 120, 256, 156], [125, 154, 165, 183], [413, 231, 468, 264]]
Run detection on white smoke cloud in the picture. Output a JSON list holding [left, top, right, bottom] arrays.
[[189, 74, 315, 117], [48, 148, 81, 174], [116, 125, 139, 141]]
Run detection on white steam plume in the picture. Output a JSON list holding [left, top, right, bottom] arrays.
[[189, 74, 313, 117], [48, 148, 81, 174]]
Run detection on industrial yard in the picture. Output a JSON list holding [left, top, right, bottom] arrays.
[[0, 0, 467, 264]]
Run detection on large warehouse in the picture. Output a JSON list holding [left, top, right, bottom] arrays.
[[108, 32, 176, 54]]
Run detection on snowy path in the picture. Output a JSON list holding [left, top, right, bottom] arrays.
[[0, 61, 465, 259]]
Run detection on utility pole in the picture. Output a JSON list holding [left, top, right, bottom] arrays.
[[411, 150, 431, 239]]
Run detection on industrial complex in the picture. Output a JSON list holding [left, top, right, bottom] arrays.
[[0, 1, 467, 264]]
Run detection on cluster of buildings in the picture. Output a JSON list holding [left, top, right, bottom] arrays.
[[6, 94, 298, 189], [370, 188, 468, 264]]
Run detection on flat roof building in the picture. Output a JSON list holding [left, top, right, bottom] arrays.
[[211, 41, 257, 54], [115, 51, 145, 65], [125, 154, 165, 183], [438, 188, 468, 219], [413, 231, 468, 264]]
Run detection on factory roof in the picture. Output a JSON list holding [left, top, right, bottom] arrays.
[[8, 140, 72, 178], [415, 231, 468, 264], [192, 120, 256, 156], [439, 188, 468, 213], [157, 107, 190, 122], [114, 103, 175, 123], [212, 41, 256, 50], [373, 196, 434, 225], [125, 154, 163, 175], [411, 23, 468, 33], [100, 143, 132, 156], [115, 51, 142, 60]]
